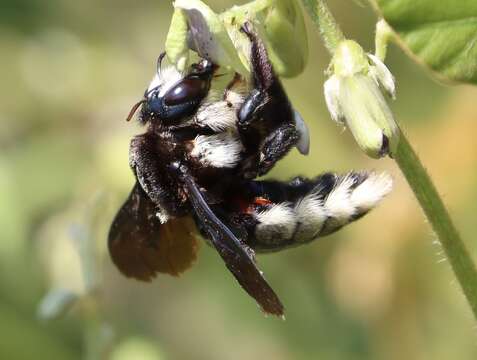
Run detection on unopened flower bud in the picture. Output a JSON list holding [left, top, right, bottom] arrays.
[[324, 40, 399, 158], [165, 8, 190, 71]]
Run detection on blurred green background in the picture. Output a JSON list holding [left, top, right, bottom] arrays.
[[1, 0, 477, 359]]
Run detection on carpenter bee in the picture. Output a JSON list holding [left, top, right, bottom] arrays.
[[108, 23, 392, 316]]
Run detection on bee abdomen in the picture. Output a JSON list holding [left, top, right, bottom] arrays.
[[249, 171, 392, 252]]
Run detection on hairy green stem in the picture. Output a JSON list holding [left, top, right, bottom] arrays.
[[395, 132, 477, 319], [301, 0, 477, 320], [301, 0, 344, 53]]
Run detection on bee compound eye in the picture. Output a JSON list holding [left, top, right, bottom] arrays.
[[163, 78, 209, 106], [147, 95, 163, 114]]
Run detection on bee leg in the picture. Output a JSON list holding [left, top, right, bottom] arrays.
[[258, 123, 299, 176], [237, 22, 290, 128], [236, 22, 299, 176], [129, 133, 188, 217], [237, 88, 268, 130]]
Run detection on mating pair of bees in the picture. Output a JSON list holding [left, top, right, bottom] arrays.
[[108, 24, 392, 316]]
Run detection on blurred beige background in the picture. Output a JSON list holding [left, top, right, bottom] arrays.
[[1, 0, 477, 359]]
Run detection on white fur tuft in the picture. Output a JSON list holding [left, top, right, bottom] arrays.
[[190, 133, 243, 168], [194, 89, 246, 131], [294, 193, 327, 242], [324, 175, 356, 224], [195, 101, 238, 131], [350, 172, 392, 211], [255, 203, 297, 244], [155, 211, 169, 224], [225, 85, 248, 107]]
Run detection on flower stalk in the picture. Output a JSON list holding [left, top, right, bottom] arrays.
[[395, 133, 477, 319], [301, 0, 344, 53], [302, 0, 477, 320]]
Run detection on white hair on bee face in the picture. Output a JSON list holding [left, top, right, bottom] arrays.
[[147, 66, 184, 97], [191, 133, 244, 168]]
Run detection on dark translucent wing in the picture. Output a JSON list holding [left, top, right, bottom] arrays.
[[108, 182, 199, 281], [182, 175, 284, 316]]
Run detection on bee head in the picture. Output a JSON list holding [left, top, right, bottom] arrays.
[[127, 54, 215, 125]]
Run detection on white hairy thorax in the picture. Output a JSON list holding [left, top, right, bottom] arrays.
[[253, 172, 393, 248], [148, 65, 247, 169], [189, 79, 248, 168], [190, 133, 244, 168]]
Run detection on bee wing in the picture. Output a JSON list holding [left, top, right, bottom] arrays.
[[182, 174, 284, 316], [108, 182, 199, 281]]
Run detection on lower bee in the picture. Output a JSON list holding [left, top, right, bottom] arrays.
[[108, 23, 392, 316]]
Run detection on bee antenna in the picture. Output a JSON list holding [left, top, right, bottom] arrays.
[[156, 52, 166, 76], [126, 100, 146, 122]]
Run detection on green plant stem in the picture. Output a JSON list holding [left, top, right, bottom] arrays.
[[301, 0, 477, 320], [301, 0, 344, 53], [395, 132, 477, 319]]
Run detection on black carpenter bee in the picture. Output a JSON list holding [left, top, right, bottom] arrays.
[[108, 24, 392, 316]]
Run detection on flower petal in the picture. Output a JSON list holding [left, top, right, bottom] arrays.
[[368, 54, 396, 99], [324, 75, 344, 124], [165, 8, 190, 72]]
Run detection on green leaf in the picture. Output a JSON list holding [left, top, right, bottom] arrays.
[[374, 0, 477, 84], [165, 8, 190, 72]]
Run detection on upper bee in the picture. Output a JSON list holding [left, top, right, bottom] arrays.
[[127, 55, 216, 124]]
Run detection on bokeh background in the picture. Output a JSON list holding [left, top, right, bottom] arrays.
[[1, 0, 477, 359]]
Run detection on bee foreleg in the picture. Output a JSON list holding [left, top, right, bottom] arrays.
[[129, 133, 187, 217]]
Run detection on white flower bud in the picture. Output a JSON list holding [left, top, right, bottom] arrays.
[[324, 40, 399, 158]]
